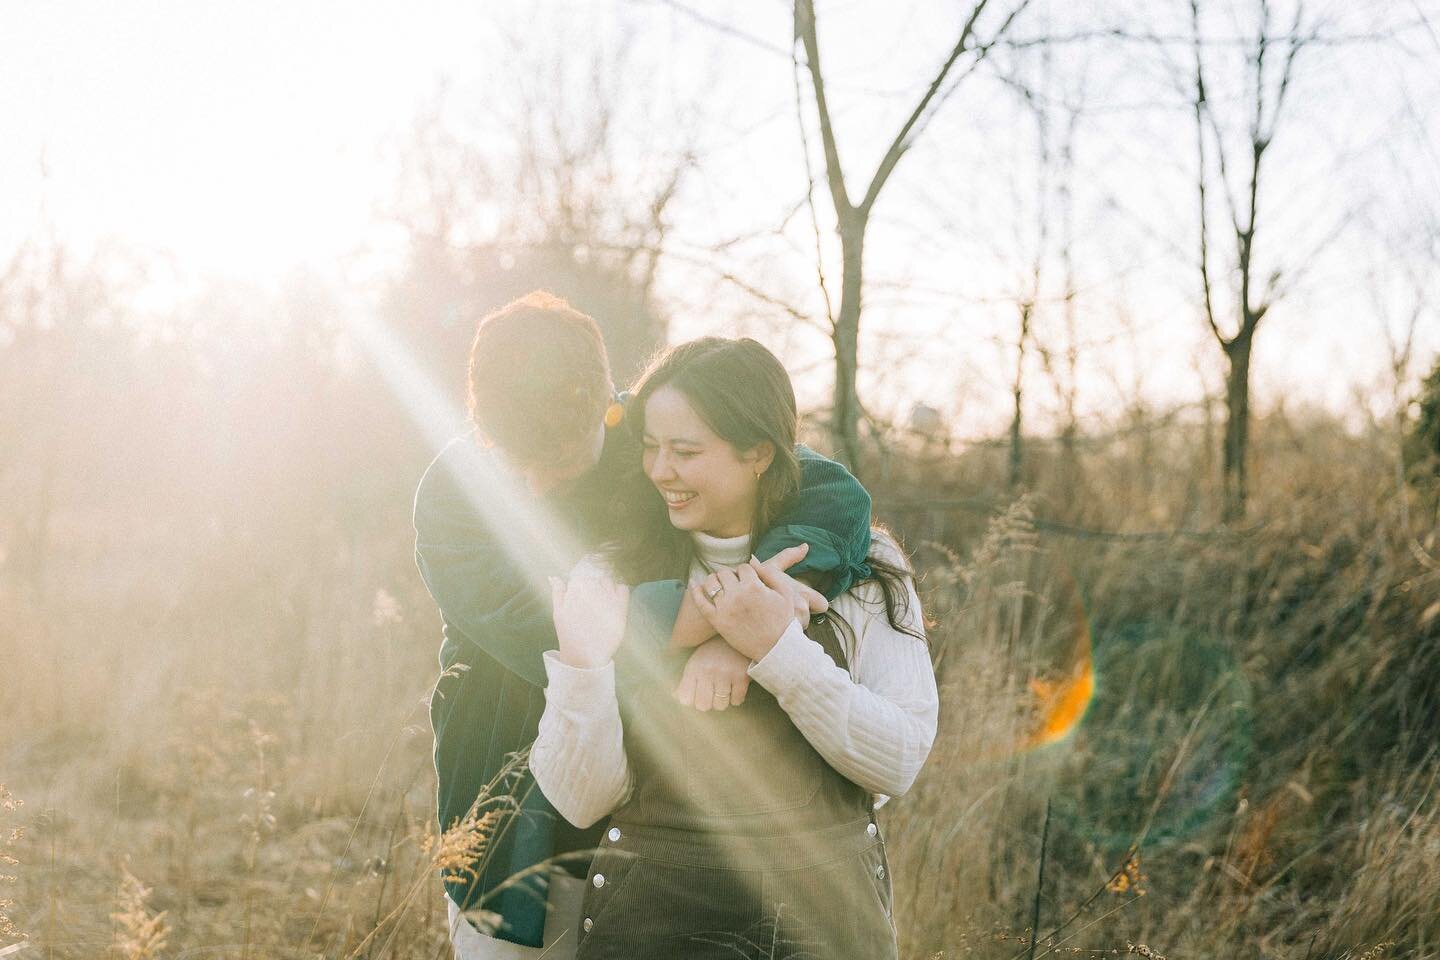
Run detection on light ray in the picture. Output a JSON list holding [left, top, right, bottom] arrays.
[[348, 304, 883, 933], [345, 304, 587, 593]]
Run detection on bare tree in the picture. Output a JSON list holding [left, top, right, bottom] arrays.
[[1187, 0, 1314, 521], [1377, 286, 1423, 536], [1008, 298, 1035, 492], [998, 36, 1089, 493], [793, 0, 1032, 471], [1036, 94, 1085, 479], [381, 36, 695, 390]]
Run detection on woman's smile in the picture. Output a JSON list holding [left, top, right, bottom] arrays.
[[660, 488, 699, 510], [641, 384, 769, 538]]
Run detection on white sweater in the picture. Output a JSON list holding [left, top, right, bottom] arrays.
[[530, 531, 940, 829]]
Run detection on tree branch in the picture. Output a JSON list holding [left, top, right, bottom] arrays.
[[859, 0, 1035, 216], [794, 0, 854, 218], [1191, 0, 1226, 347], [792, 33, 837, 330]]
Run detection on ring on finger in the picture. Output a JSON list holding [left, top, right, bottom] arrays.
[[705, 584, 724, 601]]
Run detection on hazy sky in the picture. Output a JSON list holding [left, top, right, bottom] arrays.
[[3, 0, 1437, 435], [1, 1, 495, 276]]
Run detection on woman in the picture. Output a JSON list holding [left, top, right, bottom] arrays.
[[531, 338, 939, 959]]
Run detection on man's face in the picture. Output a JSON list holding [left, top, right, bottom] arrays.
[[505, 420, 607, 497]]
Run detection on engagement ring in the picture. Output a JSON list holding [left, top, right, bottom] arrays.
[[706, 585, 724, 600]]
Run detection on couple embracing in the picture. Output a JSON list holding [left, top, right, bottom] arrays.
[[414, 292, 939, 959]]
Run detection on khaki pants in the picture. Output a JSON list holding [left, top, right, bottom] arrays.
[[447, 871, 584, 959]]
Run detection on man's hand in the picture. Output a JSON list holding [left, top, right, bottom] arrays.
[[551, 572, 629, 670], [691, 564, 795, 662], [674, 637, 752, 712]]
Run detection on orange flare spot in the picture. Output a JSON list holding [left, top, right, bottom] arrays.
[[1023, 574, 1095, 747], [1026, 659, 1095, 746]]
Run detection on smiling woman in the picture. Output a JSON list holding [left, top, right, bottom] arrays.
[[613, 338, 805, 582], [530, 335, 938, 959]]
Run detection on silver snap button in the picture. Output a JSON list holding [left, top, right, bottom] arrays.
[[875, 864, 886, 880], [607, 827, 621, 842], [583, 917, 593, 932], [866, 823, 878, 838], [592, 873, 605, 888]]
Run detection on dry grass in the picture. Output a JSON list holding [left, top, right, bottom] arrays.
[[1, 785, 22, 944], [2, 405, 1438, 959], [111, 865, 170, 960]]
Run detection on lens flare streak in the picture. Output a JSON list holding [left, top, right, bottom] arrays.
[[346, 304, 587, 592]]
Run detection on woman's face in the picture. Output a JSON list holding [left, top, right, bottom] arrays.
[[641, 385, 772, 539]]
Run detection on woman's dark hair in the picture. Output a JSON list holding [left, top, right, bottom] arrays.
[[607, 337, 924, 645], [607, 337, 801, 583]]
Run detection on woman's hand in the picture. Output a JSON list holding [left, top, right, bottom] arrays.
[[674, 637, 752, 711], [678, 544, 825, 650], [751, 556, 813, 624], [691, 563, 796, 662], [551, 572, 630, 670]]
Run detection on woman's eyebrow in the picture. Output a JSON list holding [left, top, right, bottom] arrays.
[[642, 432, 702, 446]]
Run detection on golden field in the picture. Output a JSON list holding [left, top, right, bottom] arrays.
[[3, 325, 1437, 959]]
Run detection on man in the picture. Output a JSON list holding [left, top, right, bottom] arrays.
[[414, 291, 873, 957]]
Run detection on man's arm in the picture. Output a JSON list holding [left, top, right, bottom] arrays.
[[753, 445, 872, 600], [416, 439, 679, 686], [413, 440, 557, 686], [416, 441, 870, 687]]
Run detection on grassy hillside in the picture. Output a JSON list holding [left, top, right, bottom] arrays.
[[3, 405, 1437, 959]]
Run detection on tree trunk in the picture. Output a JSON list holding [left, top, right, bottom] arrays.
[[1009, 302, 1032, 493], [1008, 400, 1024, 492], [1393, 405, 1411, 537], [1222, 332, 1253, 522], [1059, 422, 1078, 485], [830, 217, 865, 473]]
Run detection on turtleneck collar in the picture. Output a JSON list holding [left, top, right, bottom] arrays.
[[692, 530, 752, 569]]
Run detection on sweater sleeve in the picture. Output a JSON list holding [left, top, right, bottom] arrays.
[[746, 550, 938, 798], [531, 651, 632, 829]]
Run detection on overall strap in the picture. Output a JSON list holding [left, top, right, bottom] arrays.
[[805, 613, 851, 673]]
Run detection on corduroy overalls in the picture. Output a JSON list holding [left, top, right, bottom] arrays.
[[575, 619, 898, 960]]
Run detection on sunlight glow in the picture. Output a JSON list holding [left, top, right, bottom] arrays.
[[349, 303, 877, 918], [346, 304, 585, 590]]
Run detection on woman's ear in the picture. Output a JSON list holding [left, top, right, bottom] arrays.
[[746, 441, 776, 477]]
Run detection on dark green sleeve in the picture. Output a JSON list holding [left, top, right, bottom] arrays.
[[415, 439, 678, 688], [753, 445, 872, 600], [413, 440, 557, 686]]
